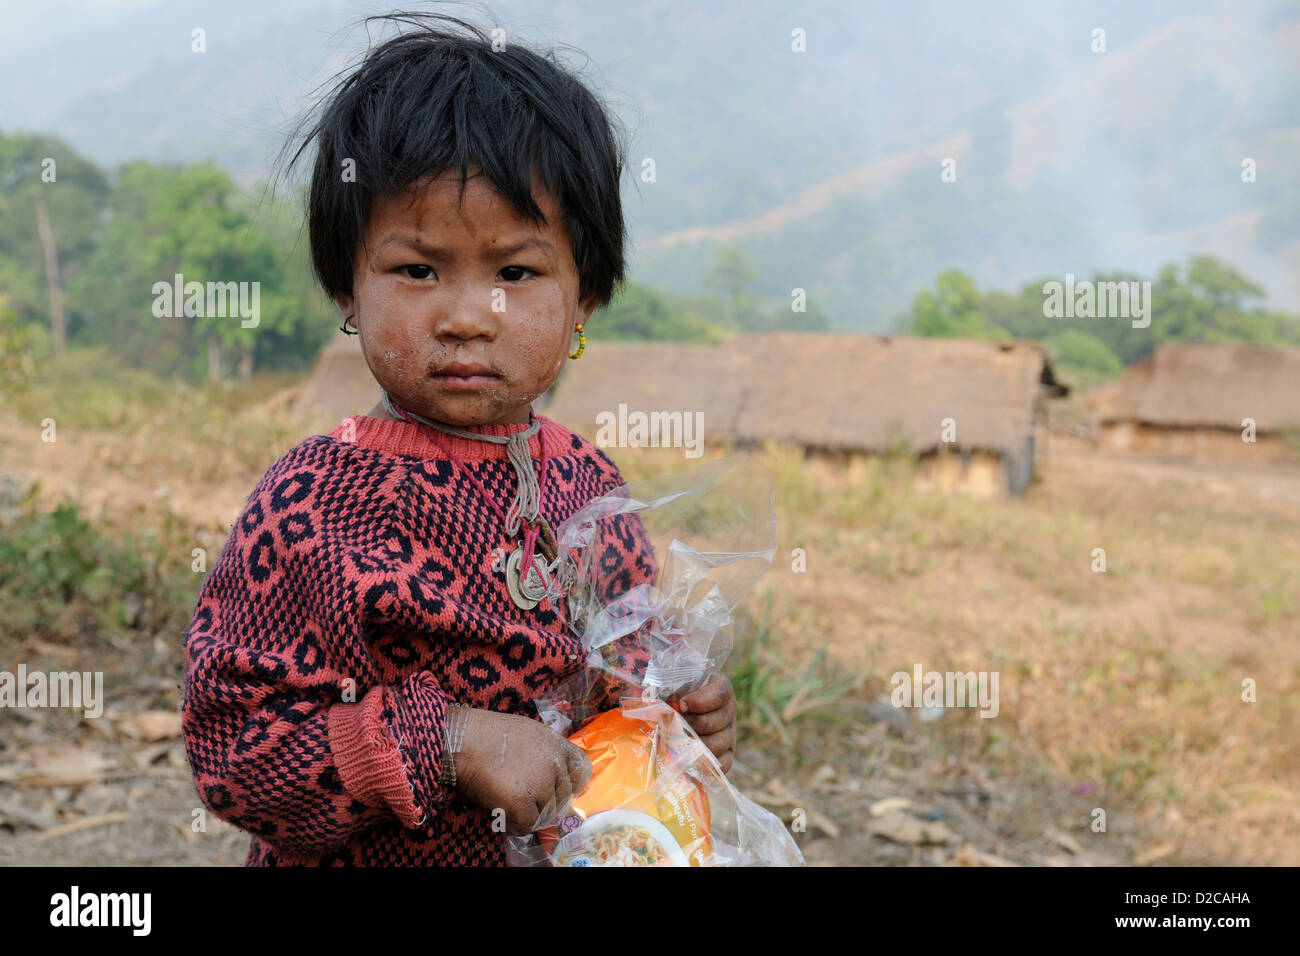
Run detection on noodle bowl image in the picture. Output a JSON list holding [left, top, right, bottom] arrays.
[[550, 810, 691, 867], [535, 708, 714, 866]]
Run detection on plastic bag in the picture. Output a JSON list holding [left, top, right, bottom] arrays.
[[508, 457, 805, 866], [538, 704, 714, 867]]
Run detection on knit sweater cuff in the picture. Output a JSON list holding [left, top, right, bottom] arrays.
[[328, 672, 450, 828]]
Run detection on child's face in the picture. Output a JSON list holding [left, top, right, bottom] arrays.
[[335, 168, 597, 426]]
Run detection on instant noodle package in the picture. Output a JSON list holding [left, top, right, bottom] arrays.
[[509, 458, 805, 867], [540, 707, 713, 867]]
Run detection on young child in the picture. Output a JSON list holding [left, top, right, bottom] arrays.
[[180, 13, 737, 867]]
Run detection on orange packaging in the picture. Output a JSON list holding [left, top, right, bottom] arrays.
[[539, 708, 713, 867]]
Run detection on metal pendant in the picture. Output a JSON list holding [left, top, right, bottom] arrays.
[[505, 546, 551, 610]]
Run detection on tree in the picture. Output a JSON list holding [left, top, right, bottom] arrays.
[[69, 162, 304, 382], [907, 257, 1300, 364], [703, 246, 758, 330], [589, 280, 727, 343], [1044, 329, 1122, 381], [0, 132, 109, 358], [906, 269, 1001, 338], [0, 293, 45, 392]]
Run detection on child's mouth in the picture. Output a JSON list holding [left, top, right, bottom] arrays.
[[430, 361, 500, 391], [432, 374, 500, 391]]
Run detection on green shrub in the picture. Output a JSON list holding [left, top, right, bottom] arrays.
[[1044, 329, 1123, 382], [0, 479, 192, 644]]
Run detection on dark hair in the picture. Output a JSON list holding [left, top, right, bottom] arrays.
[[282, 9, 629, 309]]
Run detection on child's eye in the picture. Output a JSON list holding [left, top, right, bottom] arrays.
[[400, 264, 434, 279], [499, 266, 536, 282]]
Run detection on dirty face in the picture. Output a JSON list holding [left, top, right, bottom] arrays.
[[335, 168, 597, 426]]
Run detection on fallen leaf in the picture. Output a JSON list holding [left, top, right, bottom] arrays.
[[84, 717, 117, 739], [808, 764, 837, 788], [869, 796, 912, 817], [18, 746, 115, 786], [756, 779, 834, 834], [803, 807, 840, 839], [1133, 841, 1176, 866], [1047, 829, 1084, 854], [866, 810, 953, 845], [1042, 850, 1112, 867], [118, 710, 182, 742], [34, 812, 133, 841], [951, 844, 1018, 867], [763, 778, 801, 807]]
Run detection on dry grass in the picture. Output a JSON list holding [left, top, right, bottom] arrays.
[[597, 431, 1300, 866], [2, 350, 305, 499]]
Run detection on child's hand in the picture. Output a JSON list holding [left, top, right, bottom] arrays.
[[672, 674, 738, 773], [454, 709, 592, 831]]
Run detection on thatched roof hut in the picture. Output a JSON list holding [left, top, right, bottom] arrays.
[[542, 339, 756, 434], [728, 333, 1064, 455], [1088, 342, 1300, 432], [1085, 342, 1300, 460], [542, 333, 1067, 494]]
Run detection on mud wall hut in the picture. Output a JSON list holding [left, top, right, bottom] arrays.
[[1086, 342, 1300, 462], [541, 333, 1067, 497]]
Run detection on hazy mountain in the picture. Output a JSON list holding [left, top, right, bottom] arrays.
[[4, 0, 1297, 327]]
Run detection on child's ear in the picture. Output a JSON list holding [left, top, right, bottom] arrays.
[[333, 293, 355, 319], [577, 296, 599, 327]]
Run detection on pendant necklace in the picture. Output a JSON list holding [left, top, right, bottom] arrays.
[[380, 390, 563, 611]]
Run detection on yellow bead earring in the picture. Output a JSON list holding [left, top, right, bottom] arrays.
[[569, 322, 586, 359]]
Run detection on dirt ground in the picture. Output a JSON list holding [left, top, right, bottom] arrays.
[[0, 410, 1294, 867]]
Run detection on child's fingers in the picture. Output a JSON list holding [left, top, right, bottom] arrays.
[[717, 749, 734, 774], [685, 701, 735, 736], [550, 759, 574, 821], [697, 726, 737, 761], [679, 674, 732, 714]]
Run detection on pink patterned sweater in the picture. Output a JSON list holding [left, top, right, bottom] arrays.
[[180, 412, 656, 866]]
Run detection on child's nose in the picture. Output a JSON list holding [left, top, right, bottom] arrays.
[[423, 285, 501, 340]]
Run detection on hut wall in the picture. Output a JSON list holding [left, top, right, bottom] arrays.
[[917, 448, 1009, 498], [1004, 432, 1036, 496], [1098, 421, 1291, 461]]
